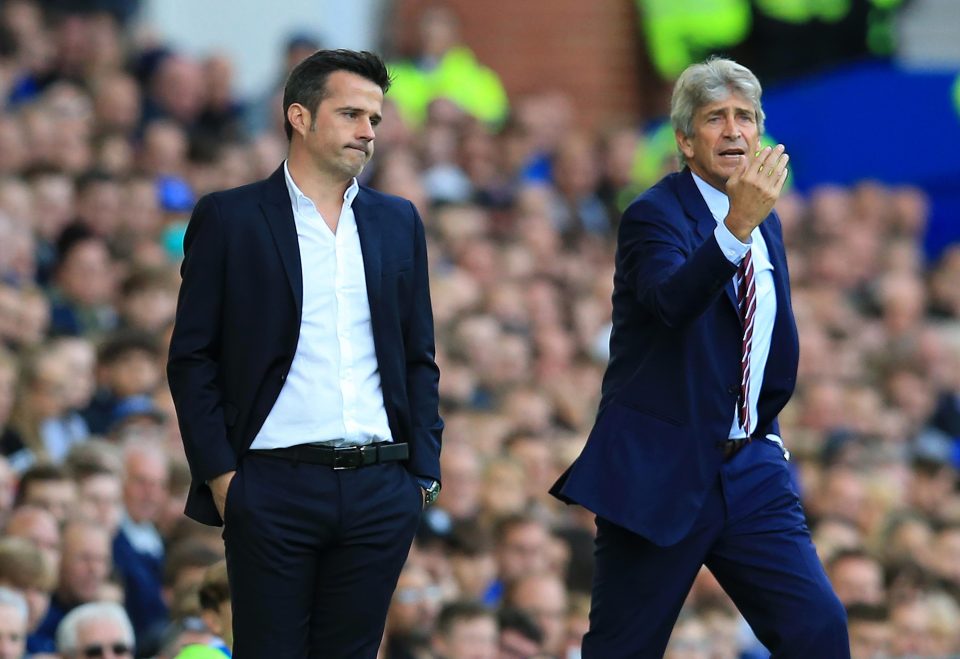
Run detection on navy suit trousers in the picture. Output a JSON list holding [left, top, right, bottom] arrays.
[[222, 452, 423, 658], [583, 438, 850, 659]]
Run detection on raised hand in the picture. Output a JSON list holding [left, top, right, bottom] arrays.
[[723, 144, 789, 241]]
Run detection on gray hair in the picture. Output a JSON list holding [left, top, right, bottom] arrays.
[[56, 601, 135, 655], [0, 586, 28, 624], [670, 57, 765, 164]]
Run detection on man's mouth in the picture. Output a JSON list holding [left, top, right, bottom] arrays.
[[719, 148, 745, 160]]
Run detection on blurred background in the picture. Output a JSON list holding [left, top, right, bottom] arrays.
[[0, 0, 958, 657]]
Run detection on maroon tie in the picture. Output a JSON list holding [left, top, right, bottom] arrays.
[[737, 248, 756, 435]]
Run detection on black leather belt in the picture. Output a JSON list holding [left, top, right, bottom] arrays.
[[250, 442, 408, 470], [717, 437, 753, 460]]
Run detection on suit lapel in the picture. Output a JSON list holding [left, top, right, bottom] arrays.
[[259, 165, 303, 319], [760, 217, 790, 345], [353, 189, 382, 321], [678, 169, 740, 316]]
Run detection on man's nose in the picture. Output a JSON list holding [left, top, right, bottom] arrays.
[[722, 115, 740, 139], [357, 117, 375, 141]]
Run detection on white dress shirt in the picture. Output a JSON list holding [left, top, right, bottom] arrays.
[[692, 173, 784, 449], [250, 162, 393, 449]]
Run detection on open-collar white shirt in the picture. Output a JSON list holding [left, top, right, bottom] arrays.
[[250, 161, 393, 449]]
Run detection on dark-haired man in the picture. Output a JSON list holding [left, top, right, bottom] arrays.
[[168, 49, 442, 657]]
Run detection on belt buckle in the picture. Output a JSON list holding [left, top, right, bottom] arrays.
[[332, 446, 364, 470]]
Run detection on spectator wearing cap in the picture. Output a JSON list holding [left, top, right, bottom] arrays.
[[908, 428, 959, 525], [55, 601, 134, 659], [113, 440, 169, 644], [108, 395, 165, 443]]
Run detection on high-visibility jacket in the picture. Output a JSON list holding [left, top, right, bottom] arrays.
[[637, 0, 752, 79], [388, 46, 509, 127]]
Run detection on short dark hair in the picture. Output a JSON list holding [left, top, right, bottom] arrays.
[[436, 600, 496, 637], [282, 49, 392, 141], [15, 464, 70, 507], [197, 560, 230, 612], [497, 606, 544, 644], [97, 329, 160, 365], [845, 602, 889, 623]]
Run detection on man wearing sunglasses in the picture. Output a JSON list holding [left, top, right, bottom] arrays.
[[55, 601, 134, 659]]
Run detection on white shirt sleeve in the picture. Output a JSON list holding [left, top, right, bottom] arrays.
[[714, 221, 751, 264]]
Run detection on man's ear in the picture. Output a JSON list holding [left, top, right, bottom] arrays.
[[675, 129, 694, 161], [287, 103, 310, 139]]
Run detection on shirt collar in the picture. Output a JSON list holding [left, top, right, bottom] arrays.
[[690, 171, 730, 225], [282, 159, 360, 212]]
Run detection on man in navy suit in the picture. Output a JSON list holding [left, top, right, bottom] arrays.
[[167, 50, 442, 658], [551, 57, 849, 658]]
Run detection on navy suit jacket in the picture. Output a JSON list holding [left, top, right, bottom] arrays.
[[167, 165, 443, 526], [551, 169, 799, 547]]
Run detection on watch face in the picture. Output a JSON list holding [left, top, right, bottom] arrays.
[[425, 482, 440, 504]]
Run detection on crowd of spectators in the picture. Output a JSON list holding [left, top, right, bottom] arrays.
[[0, 1, 958, 658]]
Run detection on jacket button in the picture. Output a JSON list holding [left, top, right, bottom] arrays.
[[280, 373, 287, 382], [727, 385, 738, 395]]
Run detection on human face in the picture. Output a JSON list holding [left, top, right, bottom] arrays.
[[123, 449, 169, 524], [291, 71, 383, 181], [60, 526, 110, 604], [0, 601, 26, 659], [441, 617, 498, 659], [5, 508, 61, 574], [676, 92, 760, 192], [73, 618, 133, 659], [77, 474, 123, 536], [22, 479, 76, 525], [387, 566, 441, 636], [497, 523, 549, 584]]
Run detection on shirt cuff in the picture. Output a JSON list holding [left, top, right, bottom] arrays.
[[765, 434, 791, 461], [714, 222, 751, 264]]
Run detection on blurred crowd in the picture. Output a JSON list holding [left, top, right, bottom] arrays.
[[0, 1, 958, 658]]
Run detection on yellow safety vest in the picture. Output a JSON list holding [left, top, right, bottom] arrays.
[[388, 46, 509, 127], [638, 0, 752, 79]]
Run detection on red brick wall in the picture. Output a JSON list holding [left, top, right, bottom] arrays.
[[385, 0, 651, 131]]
